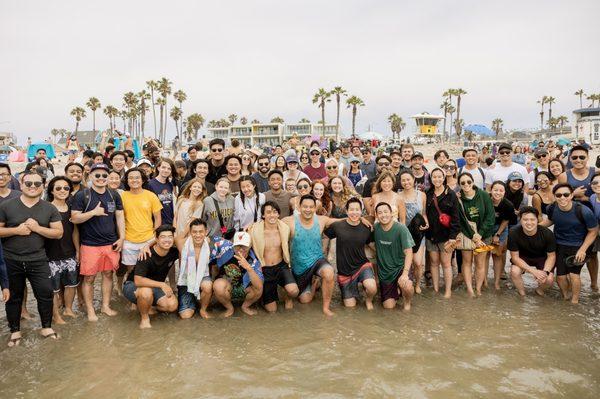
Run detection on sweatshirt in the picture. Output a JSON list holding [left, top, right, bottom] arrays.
[[202, 192, 235, 238], [458, 187, 495, 240], [425, 187, 461, 243]]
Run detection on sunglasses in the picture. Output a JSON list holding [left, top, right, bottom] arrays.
[[591, 181, 600, 186], [54, 186, 71, 192], [211, 148, 224, 152], [258, 162, 269, 167], [301, 157, 308, 160], [297, 184, 309, 189], [499, 150, 511, 155], [310, 152, 320, 156], [24, 181, 43, 188], [460, 180, 473, 186], [93, 173, 108, 179], [242, 157, 250, 161], [326, 166, 337, 170], [554, 192, 571, 198], [535, 154, 547, 159], [571, 155, 586, 160], [377, 162, 390, 167], [443, 165, 456, 170]]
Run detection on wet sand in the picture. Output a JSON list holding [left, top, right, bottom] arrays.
[[1, 271, 599, 398]]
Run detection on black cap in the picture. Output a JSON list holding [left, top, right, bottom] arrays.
[[411, 152, 424, 160], [498, 143, 512, 152]]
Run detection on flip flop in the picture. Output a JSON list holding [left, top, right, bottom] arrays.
[[7, 336, 21, 347], [565, 255, 587, 268], [42, 332, 59, 340]]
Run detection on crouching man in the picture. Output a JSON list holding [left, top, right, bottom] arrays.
[[123, 225, 178, 328]]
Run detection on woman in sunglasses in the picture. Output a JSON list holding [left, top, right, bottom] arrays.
[[457, 172, 495, 297], [290, 177, 315, 215], [532, 171, 554, 221], [443, 159, 460, 193], [46, 176, 78, 325], [282, 155, 309, 185], [240, 153, 254, 176], [299, 152, 309, 170]]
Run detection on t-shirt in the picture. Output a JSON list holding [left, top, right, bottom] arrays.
[[549, 203, 598, 246], [127, 247, 179, 283], [325, 220, 372, 276], [121, 189, 163, 243], [458, 166, 486, 190], [373, 222, 414, 283], [72, 188, 124, 246], [303, 163, 327, 181], [250, 172, 270, 193], [46, 209, 76, 261], [264, 190, 293, 218], [507, 225, 556, 259], [0, 190, 21, 205], [147, 178, 175, 225], [206, 161, 226, 185], [0, 198, 62, 261], [493, 198, 514, 226], [485, 162, 529, 187]]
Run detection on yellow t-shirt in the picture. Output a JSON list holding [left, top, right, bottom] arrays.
[[121, 189, 163, 243]]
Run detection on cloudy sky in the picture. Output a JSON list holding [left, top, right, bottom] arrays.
[[2, 0, 599, 143]]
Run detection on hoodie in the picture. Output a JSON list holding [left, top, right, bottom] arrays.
[[202, 192, 235, 238], [458, 187, 495, 240]]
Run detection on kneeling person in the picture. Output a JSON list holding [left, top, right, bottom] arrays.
[[213, 232, 264, 317], [123, 225, 179, 329], [325, 198, 377, 309], [508, 207, 556, 297]]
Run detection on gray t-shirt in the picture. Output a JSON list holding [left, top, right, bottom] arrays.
[[0, 190, 21, 206]]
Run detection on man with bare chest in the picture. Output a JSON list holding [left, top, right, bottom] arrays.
[[249, 201, 299, 312]]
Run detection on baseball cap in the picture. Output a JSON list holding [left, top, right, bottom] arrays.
[[286, 154, 299, 163], [309, 147, 322, 155], [411, 152, 424, 160], [233, 232, 251, 247], [349, 156, 360, 163], [534, 148, 548, 157], [136, 158, 154, 167], [90, 163, 110, 173], [507, 171, 524, 181], [498, 143, 512, 152]]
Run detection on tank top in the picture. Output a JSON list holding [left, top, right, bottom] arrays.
[[534, 192, 550, 216], [404, 191, 423, 225], [566, 167, 595, 198], [290, 214, 323, 275]]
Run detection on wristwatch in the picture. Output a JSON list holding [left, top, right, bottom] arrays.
[[544, 270, 551, 275]]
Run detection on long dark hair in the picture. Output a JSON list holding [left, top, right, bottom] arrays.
[[505, 178, 524, 211], [239, 175, 259, 210], [46, 176, 73, 202]]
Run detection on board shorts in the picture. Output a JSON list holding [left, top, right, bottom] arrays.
[[49, 257, 79, 292], [177, 277, 212, 314], [122, 280, 165, 306], [261, 261, 296, 305], [337, 263, 375, 300], [293, 258, 333, 295], [121, 239, 154, 266], [379, 271, 412, 303], [555, 244, 587, 276], [80, 244, 120, 276]]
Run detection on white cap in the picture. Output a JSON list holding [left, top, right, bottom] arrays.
[[233, 232, 251, 247], [136, 158, 153, 167]]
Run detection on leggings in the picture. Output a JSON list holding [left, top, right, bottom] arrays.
[[5, 259, 53, 333]]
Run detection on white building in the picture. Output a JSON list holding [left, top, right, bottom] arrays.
[[208, 122, 340, 147], [572, 107, 600, 144]]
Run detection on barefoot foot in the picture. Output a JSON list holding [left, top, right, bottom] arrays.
[[365, 299, 374, 310], [139, 319, 152, 329], [284, 299, 294, 310], [222, 307, 234, 318], [199, 309, 212, 319], [241, 305, 257, 316], [63, 309, 77, 318], [322, 307, 334, 316], [101, 307, 118, 316]]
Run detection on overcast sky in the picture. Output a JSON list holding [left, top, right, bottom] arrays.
[[2, 0, 599, 144]]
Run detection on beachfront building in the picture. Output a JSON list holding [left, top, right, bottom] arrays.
[[410, 113, 445, 143], [572, 107, 600, 144], [0, 132, 16, 146], [208, 122, 339, 147]]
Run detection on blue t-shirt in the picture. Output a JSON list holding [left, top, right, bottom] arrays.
[[549, 203, 598, 246], [147, 178, 174, 225], [71, 188, 123, 246]]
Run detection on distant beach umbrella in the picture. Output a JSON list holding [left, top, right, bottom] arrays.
[[463, 124, 495, 137]]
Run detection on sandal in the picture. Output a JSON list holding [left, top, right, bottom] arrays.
[[7, 336, 21, 347]]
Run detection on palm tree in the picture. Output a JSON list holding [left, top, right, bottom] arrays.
[[70, 107, 86, 134], [240, 116, 248, 125], [587, 94, 599, 108], [547, 117, 559, 132], [122, 91, 137, 134], [453, 88, 467, 138], [146, 80, 158, 138], [207, 120, 218, 129], [219, 118, 230, 127], [119, 109, 127, 133], [491, 118, 504, 139], [388, 114, 405, 141], [312, 88, 331, 139], [454, 119, 464, 139], [271, 116, 284, 124], [50, 128, 60, 144], [440, 100, 451, 141], [186, 113, 205, 141], [557, 115, 569, 131], [86, 97, 101, 133], [447, 104, 456, 138], [170, 107, 182, 136], [575, 89, 585, 109], [228, 114, 238, 126], [251, 119, 261, 124], [103, 105, 119, 135], [537, 96, 547, 131], [298, 118, 310, 123], [346, 95, 365, 138], [137, 90, 151, 139], [157, 77, 172, 143], [156, 97, 166, 140], [330, 86, 347, 142], [443, 89, 454, 136], [173, 90, 187, 136], [546, 96, 556, 121]]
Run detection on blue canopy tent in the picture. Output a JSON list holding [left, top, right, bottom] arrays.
[[556, 137, 570, 146], [112, 137, 142, 161], [27, 143, 56, 161], [463, 124, 495, 137]]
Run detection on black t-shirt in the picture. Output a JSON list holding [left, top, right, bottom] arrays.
[[362, 175, 402, 198], [128, 247, 179, 282], [0, 197, 62, 261], [206, 161, 227, 185], [325, 220, 372, 276], [71, 188, 123, 246], [46, 209, 76, 261], [0, 190, 20, 206], [494, 198, 515, 226], [507, 225, 556, 259]]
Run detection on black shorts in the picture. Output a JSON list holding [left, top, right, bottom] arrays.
[[337, 263, 375, 300], [512, 256, 547, 274], [294, 258, 333, 295], [379, 271, 411, 303], [261, 261, 296, 305], [556, 244, 585, 276]]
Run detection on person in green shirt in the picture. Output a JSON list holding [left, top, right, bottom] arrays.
[[372, 202, 415, 310]]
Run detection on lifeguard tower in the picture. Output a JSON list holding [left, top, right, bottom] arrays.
[[411, 112, 445, 142]]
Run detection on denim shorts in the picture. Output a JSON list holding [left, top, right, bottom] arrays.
[[122, 280, 165, 306], [177, 277, 212, 314], [49, 257, 79, 292], [493, 224, 508, 244]]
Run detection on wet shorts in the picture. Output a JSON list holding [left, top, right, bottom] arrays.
[[122, 280, 165, 306], [512, 256, 547, 274], [177, 278, 212, 314], [493, 224, 509, 245], [293, 258, 333, 295], [80, 244, 120, 276], [121, 239, 154, 266], [49, 257, 79, 292], [261, 261, 296, 305], [425, 239, 448, 253], [337, 263, 375, 300], [555, 244, 587, 276], [379, 271, 412, 303]]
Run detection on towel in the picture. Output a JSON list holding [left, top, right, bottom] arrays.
[[211, 237, 264, 288], [177, 237, 211, 299]]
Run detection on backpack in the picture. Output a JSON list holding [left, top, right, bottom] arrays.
[[458, 166, 485, 184], [81, 188, 118, 213], [547, 201, 586, 227]]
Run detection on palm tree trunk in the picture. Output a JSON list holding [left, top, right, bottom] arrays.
[[151, 90, 157, 139], [92, 111, 96, 133], [351, 107, 356, 137], [159, 105, 164, 144], [75, 121, 79, 134], [455, 96, 462, 137], [335, 97, 340, 143], [579, 94, 583, 109], [321, 104, 325, 140], [442, 110, 447, 143]]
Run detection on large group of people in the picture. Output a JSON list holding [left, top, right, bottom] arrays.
[[1, 136, 598, 346]]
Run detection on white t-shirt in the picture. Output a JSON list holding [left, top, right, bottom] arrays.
[[458, 165, 486, 190], [485, 162, 529, 188]]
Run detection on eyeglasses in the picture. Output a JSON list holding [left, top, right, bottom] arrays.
[[554, 192, 571, 198], [535, 154, 547, 159], [377, 162, 390, 167], [54, 186, 71, 192], [0, 173, 10, 178], [499, 151, 511, 155], [592, 181, 600, 186], [24, 181, 43, 188], [288, 161, 298, 165], [571, 155, 586, 160], [326, 166, 337, 170], [211, 148, 224, 153], [351, 161, 360, 164], [460, 180, 473, 186], [93, 173, 108, 179], [297, 184, 309, 189]]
